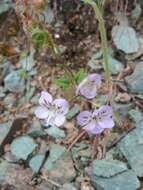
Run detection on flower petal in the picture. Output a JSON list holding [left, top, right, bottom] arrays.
[[87, 73, 102, 85], [54, 114, 66, 127], [43, 116, 55, 126], [98, 117, 115, 129], [97, 105, 113, 118], [83, 121, 104, 134], [80, 85, 97, 99], [39, 91, 53, 106], [77, 111, 92, 126], [34, 106, 49, 119], [53, 98, 69, 115], [76, 78, 88, 96]]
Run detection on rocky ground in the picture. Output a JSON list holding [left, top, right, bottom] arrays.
[[0, 0, 143, 190]]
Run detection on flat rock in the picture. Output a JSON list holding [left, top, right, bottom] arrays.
[[29, 154, 45, 173], [0, 159, 19, 185], [91, 170, 140, 190], [108, 56, 124, 75], [10, 136, 38, 160], [92, 159, 127, 178], [4, 70, 25, 93], [0, 119, 25, 155], [45, 126, 65, 139], [59, 183, 77, 190], [112, 24, 139, 54], [128, 109, 143, 123], [118, 120, 143, 177], [125, 62, 143, 94], [43, 148, 76, 185]]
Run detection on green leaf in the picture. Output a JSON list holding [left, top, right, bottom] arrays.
[[74, 69, 86, 83], [55, 76, 70, 89], [32, 28, 50, 49]]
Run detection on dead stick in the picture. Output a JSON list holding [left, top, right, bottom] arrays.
[[92, 134, 100, 160], [67, 130, 86, 151]]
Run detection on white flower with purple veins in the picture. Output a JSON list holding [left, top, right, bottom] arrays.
[[77, 105, 115, 134], [76, 73, 102, 99], [35, 91, 69, 127]]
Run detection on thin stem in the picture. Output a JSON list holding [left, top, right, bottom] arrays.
[[92, 134, 100, 160], [83, 0, 111, 88], [67, 130, 86, 151]]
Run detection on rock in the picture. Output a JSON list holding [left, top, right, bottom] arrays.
[[45, 126, 66, 139], [92, 159, 127, 178], [108, 56, 124, 75], [0, 159, 19, 185], [66, 104, 80, 120], [0, 119, 25, 155], [88, 52, 124, 75], [115, 93, 131, 103], [91, 170, 140, 190], [0, 0, 14, 15], [125, 62, 143, 94], [59, 183, 77, 190], [44, 144, 66, 171], [43, 145, 76, 185], [118, 120, 143, 177], [0, 87, 6, 99], [112, 15, 139, 54], [128, 109, 143, 123], [126, 38, 143, 61], [29, 154, 45, 173], [4, 167, 33, 188], [27, 119, 47, 138], [4, 93, 16, 109], [113, 103, 133, 121], [10, 136, 38, 160], [4, 70, 25, 93]]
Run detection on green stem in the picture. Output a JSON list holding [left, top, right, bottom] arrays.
[[83, 0, 111, 87]]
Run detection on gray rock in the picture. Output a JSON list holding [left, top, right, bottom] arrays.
[[10, 136, 38, 160], [44, 144, 66, 171], [0, 119, 25, 155], [108, 56, 124, 75], [60, 183, 77, 190], [66, 105, 80, 120], [29, 154, 45, 173], [0, 159, 19, 185], [125, 62, 143, 94], [45, 126, 65, 139], [112, 22, 139, 54], [43, 150, 76, 185], [92, 159, 127, 178], [4, 93, 16, 109], [4, 70, 25, 93], [113, 103, 133, 121], [118, 121, 143, 177], [91, 170, 140, 190], [27, 119, 47, 138], [128, 109, 143, 123]]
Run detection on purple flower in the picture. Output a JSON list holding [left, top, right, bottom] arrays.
[[77, 105, 115, 134], [76, 73, 102, 99], [35, 91, 69, 127]]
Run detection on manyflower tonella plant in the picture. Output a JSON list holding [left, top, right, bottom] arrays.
[[76, 73, 102, 99], [68, 105, 115, 151], [35, 91, 69, 127], [77, 105, 115, 134]]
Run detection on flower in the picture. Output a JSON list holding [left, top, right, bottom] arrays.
[[77, 105, 115, 134], [76, 73, 102, 99], [35, 91, 69, 127]]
